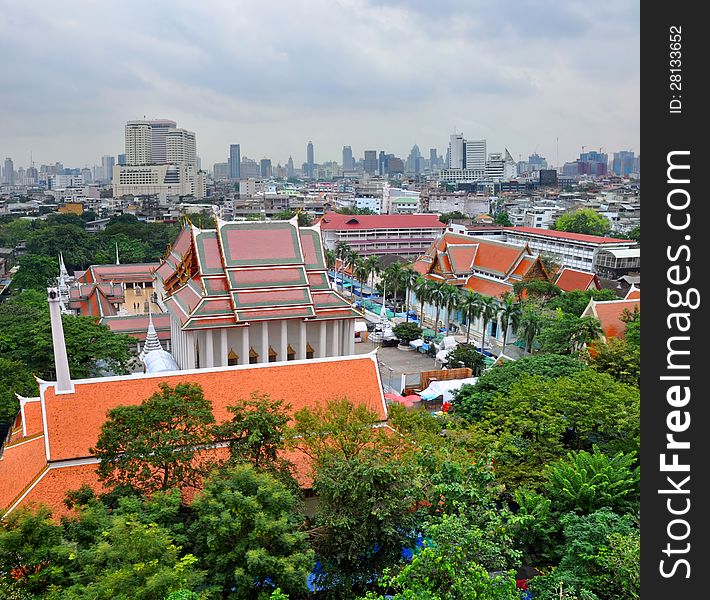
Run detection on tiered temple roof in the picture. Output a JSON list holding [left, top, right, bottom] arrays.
[[411, 232, 548, 298], [554, 267, 601, 293], [155, 217, 359, 331]]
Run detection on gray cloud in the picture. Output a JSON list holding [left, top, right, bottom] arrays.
[[0, 0, 639, 169]]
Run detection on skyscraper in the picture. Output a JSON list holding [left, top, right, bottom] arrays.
[[125, 121, 153, 165], [464, 139, 486, 171], [229, 144, 241, 180], [363, 150, 378, 175], [286, 156, 294, 178], [3, 157, 14, 185], [166, 129, 196, 166], [148, 119, 177, 164], [429, 148, 438, 169], [306, 141, 314, 177], [378, 151, 387, 176], [101, 155, 115, 182], [259, 158, 272, 178], [342, 146, 354, 170], [448, 134, 464, 169]]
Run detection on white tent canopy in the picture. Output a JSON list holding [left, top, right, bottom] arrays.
[[419, 377, 478, 403], [354, 321, 368, 333]]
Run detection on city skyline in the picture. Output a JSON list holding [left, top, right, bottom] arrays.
[[0, 0, 639, 169]]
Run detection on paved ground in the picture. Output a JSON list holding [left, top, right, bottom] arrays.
[[354, 340, 439, 393]]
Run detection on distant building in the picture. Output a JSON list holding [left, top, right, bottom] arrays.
[[363, 150, 378, 175], [148, 119, 177, 164], [229, 144, 241, 179], [342, 146, 354, 170], [101, 155, 115, 182], [286, 156, 295, 178], [124, 121, 153, 165], [259, 158, 272, 179], [213, 162, 230, 181], [612, 151, 636, 176], [240, 157, 260, 179], [166, 129, 196, 166], [3, 157, 15, 185], [306, 141, 314, 178], [539, 169, 558, 186]]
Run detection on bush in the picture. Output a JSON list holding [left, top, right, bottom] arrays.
[[392, 322, 422, 345]]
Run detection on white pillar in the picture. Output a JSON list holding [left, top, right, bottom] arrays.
[[220, 329, 228, 367], [331, 320, 339, 356], [280, 321, 288, 362], [346, 320, 355, 355], [261, 321, 269, 364], [298, 321, 307, 360], [241, 326, 250, 365], [186, 331, 195, 369], [318, 321, 327, 358], [205, 329, 214, 368], [47, 288, 72, 392]]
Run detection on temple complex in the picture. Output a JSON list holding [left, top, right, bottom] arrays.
[[154, 216, 360, 369]]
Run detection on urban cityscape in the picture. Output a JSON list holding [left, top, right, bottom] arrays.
[[0, 1, 640, 599]]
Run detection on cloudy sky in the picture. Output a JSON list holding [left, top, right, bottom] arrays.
[[0, 0, 639, 170]]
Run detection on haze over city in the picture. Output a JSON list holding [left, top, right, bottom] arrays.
[[0, 0, 639, 168]]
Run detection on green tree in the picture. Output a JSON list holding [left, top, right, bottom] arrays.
[[586, 338, 640, 386], [0, 292, 133, 380], [0, 358, 37, 424], [494, 211, 513, 226], [517, 303, 545, 353], [553, 209, 611, 237], [273, 209, 312, 227], [621, 306, 640, 347], [25, 224, 96, 271], [452, 353, 586, 422], [11, 254, 59, 291], [367, 515, 520, 600], [392, 322, 423, 345], [537, 313, 603, 355], [478, 296, 498, 354], [513, 279, 561, 302], [498, 295, 522, 355], [457, 290, 483, 343], [0, 506, 71, 596], [215, 392, 292, 477], [547, 289, 619, 317], [444, 344, 486, 375], [191, 464, 314, 600], [92, 383, 217, 496], [438, 211, 468, 223], [93, 233, 150, 264], [402, 266, 420, 322], [58, 517, 204, 600]]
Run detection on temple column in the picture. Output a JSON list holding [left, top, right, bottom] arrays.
[[280, 321, 288, 362], [186, 332, 195, 369], [220, 329, 228, 367], [205, 329, 214, 368], [261, 321, 269, 364], [298, 321, 307, 360], [317, 321, 327, 358], [241, 326, 250, 365], [330, 320, 339, 357]]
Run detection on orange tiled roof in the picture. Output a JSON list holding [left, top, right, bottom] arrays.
[[625, 287, 641, 300], [592, 299, 640, 339], [1, 354, 386, 518], [464, 275, 512, 298], [555, 268, 601, 292]]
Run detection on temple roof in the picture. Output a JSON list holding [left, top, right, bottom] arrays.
[[555, 267, 601, 292], [156, 218, 359, 330], [582, 297, 640, 340], [1, 354, 386, 518], [78, 263, 158, 284]]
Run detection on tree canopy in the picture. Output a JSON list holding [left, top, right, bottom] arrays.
[[553, 209, 611, 237]]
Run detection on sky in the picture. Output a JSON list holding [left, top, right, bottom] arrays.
[[0, 0, 640, 171]]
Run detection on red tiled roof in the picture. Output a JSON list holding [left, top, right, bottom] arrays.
[[0, 436, 48, 513], [318, 212, 445, 230], [555, 268, 601, 292], [510, 257, 535, 278], [82, 264, 158, 284], [625, 287, 640, 300], [41, 355, 385, 463], [592, 300, 640, 339], [21, 401, 44, 438], [464, 275, 512, 298], [506, 226, 632, 245], [103, 314, 172, 341], [410, 260, 429, 275]]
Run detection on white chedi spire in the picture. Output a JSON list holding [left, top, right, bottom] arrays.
[[57, 253, 71, 312], [139, 309, 163, 361], [115, 241, 120, 265]]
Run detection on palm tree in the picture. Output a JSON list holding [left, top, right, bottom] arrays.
[[458, 290, 483, 343], [518, 304, 544, 353], [324, 249, 336, 271], [346, 249, 359, 299], [402, 266, 419, 322], [441, 284, 460, 334], [414, 276, 430, 325], [384, 262, 405, 314], [428, 280, 448, 334], [498, 294, 523, 356], [571, 316, 604, 352], [354, 257, 368, 303], [334, 241, 349, 292], [479, 295, 499, 354], [364, 255, 380, 297]]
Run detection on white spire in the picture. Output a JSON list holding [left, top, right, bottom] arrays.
[[115, 241, 120, 265], [139, 307, 163, 361], [57, 253, 71, 313], [47, 287, 73, 393]]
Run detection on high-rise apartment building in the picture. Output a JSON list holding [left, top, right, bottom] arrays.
[[363, 150, 378, 175], [149, 119, 177, 164], [429, 148, 438, 170], [229, 144, 241, 179], [286, 156, 294, 178], [464, 139, 487, 171], [166, 129, 196, 166], [213, 162, 230, 181], [612, 151, 635, 176], [448, 134, 464, 169], [342, 145, 354, 170], [306, 141, 314, 177], [3, 158, 14, 185], [259, 158, 272, 178], [101, 155, 115, 182], [125, 121, 153, 165]]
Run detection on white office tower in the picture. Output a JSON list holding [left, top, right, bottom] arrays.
[[448, 133, 465, 169], [125, 121, 153, 165], [149, 119, 177, 164], [464, 139, 487, 171], [166, 129, 197, 166]]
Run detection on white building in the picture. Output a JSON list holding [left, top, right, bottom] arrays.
[[112, 164, 205, 199], [125, 121, 153, 165], [166, 128, 196, 166], [149, 119, 177, 164], [465, 139, 487, 171]]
